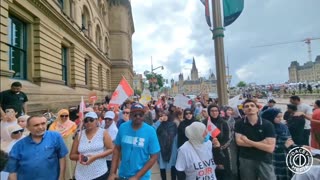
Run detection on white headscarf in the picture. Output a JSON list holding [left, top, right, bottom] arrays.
[[185, 122, 206, 146]]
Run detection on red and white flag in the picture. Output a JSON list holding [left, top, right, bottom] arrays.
[[109, 77, 134, 106], [207, 117, 221, 138]]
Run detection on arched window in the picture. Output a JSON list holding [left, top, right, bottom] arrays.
[[81, 6, 90, 36], [104, 37, 109, 55], [95, 25, 101, 49]]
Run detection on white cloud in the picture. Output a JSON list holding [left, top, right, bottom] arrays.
[[131, 0, 320, 85]]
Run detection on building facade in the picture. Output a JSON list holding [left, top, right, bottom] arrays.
[[288, 55, 320, 83], [171, 58, 217, 95], [133, 72, 143, 93], [0, 0, 134, 113]]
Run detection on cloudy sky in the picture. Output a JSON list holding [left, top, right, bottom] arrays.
[[131, 0, 320, 86]]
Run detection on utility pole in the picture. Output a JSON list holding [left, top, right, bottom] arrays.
[[212, 0, 228, 106]]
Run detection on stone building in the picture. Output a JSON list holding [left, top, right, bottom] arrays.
[[288, 55, 320, 83], [133, 72, 143, 93], [0, 0, 134, 113], [171, 58, 217, 95]]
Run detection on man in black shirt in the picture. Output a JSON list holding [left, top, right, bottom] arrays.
[[235, 99, 276, 180], [0, 82, 28, 117]]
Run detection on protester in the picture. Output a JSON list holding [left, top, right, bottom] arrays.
[[203, 104, 231, 180], [49, 109, 77, 180], [177, 108, 196, 148], [154, 110, 178, 180], [0, 82, 28, 117], [17, 115, 30, 136], [0, 106, 18, 151], [223, 106, 238, 179], [261, 99, 276, 112], [311, 100, 320, 149], [290, 95, 313, 145], [108, 103, 160, 180], [261, 108, 293, 180], [103, 111, 118, 176], [5, 115, 68, 179], [116, 107, 130, 128], [5, 124, 25, 153], [285, 104, 305, 146], [70, 112, 113, 180], [235, 99, 276, 180], [175, 122, 217, 180]]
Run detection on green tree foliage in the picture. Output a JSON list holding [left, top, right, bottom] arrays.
[[145, 73, 164, 92], [237, 81, 247, 88], [134, 89, 142, 96]]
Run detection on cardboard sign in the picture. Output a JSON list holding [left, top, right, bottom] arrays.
[[88, 92, 97, 104]]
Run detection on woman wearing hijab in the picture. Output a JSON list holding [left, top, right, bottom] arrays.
[[261, 108, 292, 180], [49, 109, 77, 180], [175, 122, 217, 180], [154, 110, 178, 180], [177, 108, 196, 148], [203, 104, 231, 180], [223, 106, 238, 180]]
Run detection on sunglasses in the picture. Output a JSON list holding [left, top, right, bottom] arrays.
[[12, 129, 24, 134], [84, 117, 95, 123], [60, 115, 69, 118], [185, 112, 192, 115], [104, 118, 113, 121], [123, 111, 130, 114], [133, 113, 144, 118]]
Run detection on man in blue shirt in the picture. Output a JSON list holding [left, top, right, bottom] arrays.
[[5, 115, 68, 180], [108, 103, 160, 180]]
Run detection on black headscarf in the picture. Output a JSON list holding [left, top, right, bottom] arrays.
[[157, 112, 177, 162], [177, 108, 196, 148]]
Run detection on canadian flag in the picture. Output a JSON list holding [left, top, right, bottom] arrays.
[[207, 117, 221, 138], [109, 77, 134, 106]]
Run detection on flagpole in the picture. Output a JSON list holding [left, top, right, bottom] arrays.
[[212, 0, 228, 106]]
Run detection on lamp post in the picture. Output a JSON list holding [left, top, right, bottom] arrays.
[[150, 56, 164, 96]]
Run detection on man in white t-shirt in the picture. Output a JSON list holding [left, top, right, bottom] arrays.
[[176, 122, 217, 180], [290, 96, 313, 145]]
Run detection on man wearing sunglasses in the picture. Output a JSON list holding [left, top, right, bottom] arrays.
[[108, 103, 160, 180]]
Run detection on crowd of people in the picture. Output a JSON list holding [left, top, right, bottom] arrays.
[[0, 81, 320, 180]]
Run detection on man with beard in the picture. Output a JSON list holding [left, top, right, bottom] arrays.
[[0, 82, 28, 117], [5, 115, 68, 180], [108, 103, 160, 180]]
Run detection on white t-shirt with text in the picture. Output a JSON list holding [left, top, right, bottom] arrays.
[[175, 141, 217, 180]]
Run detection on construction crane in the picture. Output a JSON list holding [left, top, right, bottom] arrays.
[[254, 37, 320, 62]]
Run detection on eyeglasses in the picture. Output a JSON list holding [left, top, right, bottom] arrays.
[[185, 112, 192, 115], [123, 111, 130, 114], [104, 118, 113, 121], [84, 117, 95, 123], [60, 115, 69, 118], [133, 113, 144, 118], [12, 129, 24, 134]]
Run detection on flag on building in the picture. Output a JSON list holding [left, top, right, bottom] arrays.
[[109, 77, 134, 106], [207, 117, 221, 138]]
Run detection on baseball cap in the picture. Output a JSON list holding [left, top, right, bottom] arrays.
[[130, 103, 145, 113], [85, 112, 98, 119], [104, 111, 115, 119], [8, 124, 24, 134]]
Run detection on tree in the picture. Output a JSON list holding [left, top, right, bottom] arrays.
[[237, 81, 247, 88], [145, 73, 164, 92]]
